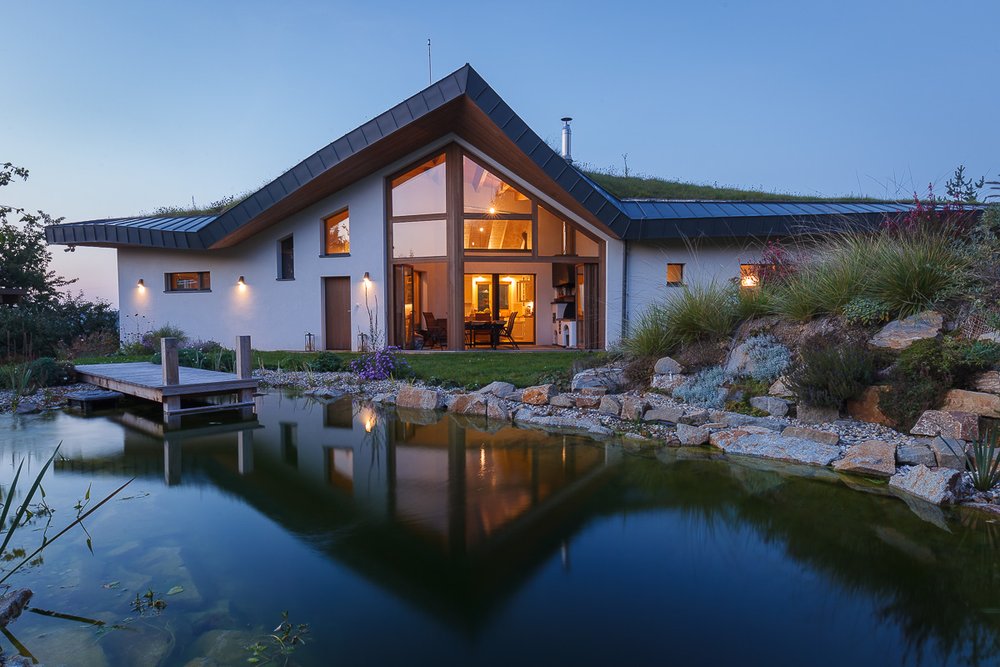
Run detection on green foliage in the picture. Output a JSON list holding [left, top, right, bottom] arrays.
[[787, 335, 880, 409], [622, 283, 738, 358], [945, 164, 984, 203], [868, 234, 970, 317], [245, 611, 309, 665], [880, 338, 950, 430], [724, 399, 769, 417], [305, 351, 344, 373], [843, 296, 891, 326], [27, 357, 73, 387], [945, 428, 1000, 491], [740, 335, 791, 382]]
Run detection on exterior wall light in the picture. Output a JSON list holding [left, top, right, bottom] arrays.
[[362, 272, 371, 286], [137, 278, 145, 291], [237, 276, 247, 286]]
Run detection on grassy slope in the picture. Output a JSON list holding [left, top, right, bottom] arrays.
[[71, 350, 602, 390], [584, 171, 890, 203]]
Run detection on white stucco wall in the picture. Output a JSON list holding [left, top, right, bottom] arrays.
[[624, 238, 765, 336]]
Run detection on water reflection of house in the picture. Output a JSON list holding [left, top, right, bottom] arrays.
[[53, 392, 620, 630]]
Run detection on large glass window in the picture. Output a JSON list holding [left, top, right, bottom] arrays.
[[165, 271, 210, 292], [392, 219, 447, 258], [391, 154, 446, 217], [324, 209, 350, 255], [463, 219, 531, 251], [278, 236, 294, 279], [463, 156, 531, 215]]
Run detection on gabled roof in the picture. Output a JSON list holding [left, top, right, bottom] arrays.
[[45, 64, 913, 249]]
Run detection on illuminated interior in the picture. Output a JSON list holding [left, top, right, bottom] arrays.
[[463, 273, 535, 344]]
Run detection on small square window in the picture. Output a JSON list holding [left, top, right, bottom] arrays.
[[165, 271, 210, 292], [666, 263, 684, 287]]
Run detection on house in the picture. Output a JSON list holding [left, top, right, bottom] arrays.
[[45, 64, 911, 352]]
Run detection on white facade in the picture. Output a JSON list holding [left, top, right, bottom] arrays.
[[118, 137, 628, 351]]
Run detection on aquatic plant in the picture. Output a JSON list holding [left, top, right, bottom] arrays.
[[245, 611, 310, 665]]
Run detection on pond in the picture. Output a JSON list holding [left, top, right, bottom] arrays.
[[0, 392, 998, 666]]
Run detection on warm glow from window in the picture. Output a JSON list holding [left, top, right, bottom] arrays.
[[463, 156, 531, 215], [324, 210, 350, 255], [166, 272, 210, 292], [464, 218, 531, 251], [666, 263, 684, 287]]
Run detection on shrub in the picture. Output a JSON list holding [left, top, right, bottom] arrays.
[[734, 286, 772, 320], [868, 234, 970, 318], [740, 335, 791, 382], [843, 296, 891, 327], [671, 340, 727, 371], [621, 303, 674, 358], [945, 428, 1000, 492], [674, 366, 730, 408], [55, 329, 120, 359], [622, 356, 656, 390], [307, 352, 345, 373], [28, 358, 73, 387], [787, 335, 880, 409], [880, 338, 951, 429], [350, 347, 410, 381], [140, 324, 187, 353], [663, 283, 739, 344]]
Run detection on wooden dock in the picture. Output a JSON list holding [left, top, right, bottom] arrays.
[[74, 335, 258, 425]]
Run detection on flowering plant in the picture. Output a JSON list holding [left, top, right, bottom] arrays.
[[350, 346, 409, 381], [882, 185, 976, 238]]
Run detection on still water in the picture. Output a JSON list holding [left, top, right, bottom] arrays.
[[0, 392, 998, 666]]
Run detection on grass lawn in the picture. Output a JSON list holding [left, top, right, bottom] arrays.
[[70, 350, 605, 390]]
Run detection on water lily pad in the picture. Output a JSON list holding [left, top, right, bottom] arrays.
[[167, 585, 184, 595]]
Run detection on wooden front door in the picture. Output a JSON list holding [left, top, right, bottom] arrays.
[[324, 277, 352, 350], [576, 263, 600, 349]]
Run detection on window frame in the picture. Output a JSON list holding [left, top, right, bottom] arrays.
[[277, 234, 295, 280], [321, 208, 351, 257], [387, 152, 449, 261], [164, 271, 211, 293], [666, 263, 685, 287]]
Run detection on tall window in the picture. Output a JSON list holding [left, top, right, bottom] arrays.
[[324, 209, 350, 255], [389, 153, 447, 259], [278, 236, 294, 280], [165, 272, 210, 292], [666, 264, 684, 287], [463, 156, 532, 252]]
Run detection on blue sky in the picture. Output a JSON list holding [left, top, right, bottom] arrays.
[[2, 0, 998, 303]]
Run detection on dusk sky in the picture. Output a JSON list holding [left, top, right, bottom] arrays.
[[3, 0, 997, 305]]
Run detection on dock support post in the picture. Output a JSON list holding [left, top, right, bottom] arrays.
[[162, 337, 181, 426], [237, 428, 254, 475], [236, 335, 255, 418]]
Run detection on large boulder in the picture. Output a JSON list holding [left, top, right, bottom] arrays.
[[513, 408, 612, 436], [910, 410, 979, 441], [709, 425, 775, 449], [939, 389, 1000, 418], [972, 371, 1000, 395], [768, 377, 795, 399], [620, 396, 649, 421], [796, 404, 840, 425], [888, 465, 964, 505], [846, 385, 895, 427], [653, 357, 684, 375], [575, 395, 602, 409], [549, 394, 575, 408], [644, 406, 684, 423], [923, 436, 968, 471], [571, 367, 624, 393], [478, 381, 516, 398], [396, 385, 443, 410], [781, 425, 839, 446], [675, 423, 710, 446], [724, 341, 752, 376], [869, 311, 944, 350], [716, 432, 842, 467], [750, 396, 790, 417], [450, 393, 511, 421], [522, 384, 558, 405], [598, 395, 621, 416], [833, 440, 896, 478], [896, 442, 936, 467]]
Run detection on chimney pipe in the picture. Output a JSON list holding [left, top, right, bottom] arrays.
[[560, 117, 573, 163]]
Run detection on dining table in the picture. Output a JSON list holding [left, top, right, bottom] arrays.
[[464, 319, 504, 349]]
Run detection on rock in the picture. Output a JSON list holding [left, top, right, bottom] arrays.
[[972, 370, 1000, 394], [571, 367, 624, 393], [724, 341, 752, 376], [709, 426, 775, 449], [768, 377, 795, 399], [578, 387, 608, 396], [681, 408, 711, 426], [395, 406, 442, 425], [978, 331, 1000, 343], [781, 425, 840, 446], [910, 410, 979, 441], [620, 396, 649, 421], [846, 385, 895, 427], [549, 394, 575, 408], [513, 409, 612, 436], [833, 440, 896, 478], [13, 402, 38, 415], [371, 392, 396, 405], [888, 465, 963, 505], [651, 373, 686, 393], [750, 396, 790, 417], [939, 388, 1000, 418], [870, 311, 943, 349], [653, 357, 684, 374], [675, 423, 710, 446], [191, 629, 257, 666], [20, 625, 110, 666], [508, 389, 524, 402], [924, 437, 968, 471], [3, 653, 33, 667], [522, 383, 557, 405], [478, 381, 515, 398], [711, 411, 784, 431], [643, 406, 684, 423], [106, 622, 175, 667], [575, 395, 601, 409], [449, 393, 511, 421], [598, 396, 621, 416], [0, 589, 31, 627], [796, 404, 840, 425], [395, 385, 443, 410], [716, 432, 842, 466], [896, 443, 936, 467]]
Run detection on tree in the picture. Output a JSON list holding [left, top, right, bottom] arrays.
[[0, 162, 72, 302], [945, 164, 984, 203]]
